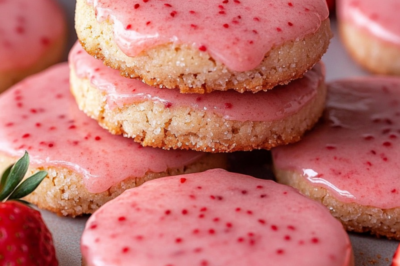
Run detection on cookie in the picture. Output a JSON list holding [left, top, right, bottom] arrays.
[[338, 0, 400, 75], [81, 169, 353, 266], [69, 43, 327, 152], [0, 0, 67, 92], [0, 63, 226, 217], [75, 0, 332, 93], [272, 77, 400, 239]]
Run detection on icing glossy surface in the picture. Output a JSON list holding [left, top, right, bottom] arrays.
[[338, 0, 400, 45], [0, 64, 205, 193], [0, 0, 65, 71], [70, 43, 325, 122], [86, 0, 329, 71], [273, 78, 400, 209], [81, 169, 352, 266]]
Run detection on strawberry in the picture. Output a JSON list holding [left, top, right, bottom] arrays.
[[0, 152, 58, 266], [393, 246, 400, 266]]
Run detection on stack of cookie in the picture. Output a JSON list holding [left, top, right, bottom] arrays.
[[0, 0, 333, 218], [71, 1, 356, 265], [73, 0, 332, 153]]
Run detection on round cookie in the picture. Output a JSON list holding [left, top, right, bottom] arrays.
[[0, 64, 226, 217], [69, 43, 327, 152], [81, 169, 354, 266], [272, 77, 400, 239], [75, 0, 332, 93], [338, 0, 400, 75], [0, 0, 67, 92]]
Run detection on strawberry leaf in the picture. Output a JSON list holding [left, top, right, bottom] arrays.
[[0, 164, 13, 189], [0, 151, 29, 201], [9, 170, 47, 200]]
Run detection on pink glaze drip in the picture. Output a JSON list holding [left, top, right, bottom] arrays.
[[81, 169, 352, 266], [0, 64, 205, 193], [0, 0, 65, 71], [85, 0, 329, 71], [70, 43, 324, 122], [273, 78, 400, 209], [338, 0, 400, 45]]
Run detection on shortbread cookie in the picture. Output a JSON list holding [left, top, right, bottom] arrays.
[[273, 78, 400, 239], [75, 0, 331, 93], [0, 0, 67, 92], [0, 64, 226, 217], [338, 0, 400, 75], [81, 169, 353, 266], [69, 43, 327, 152]]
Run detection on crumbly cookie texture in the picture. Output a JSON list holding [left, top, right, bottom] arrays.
[[0, 153, 226, 217], [275, 168, 400, 240], [0, 30, 66, 93], [75, 0, 332, 93], [70, 67, 327, 153], [340, 22, 400, 75]]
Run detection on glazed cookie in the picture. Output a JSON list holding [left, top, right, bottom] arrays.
[[338, 0, 400, 75], [0, 64, 226, 217], [273, 78, 400, 239], [69, 43, 327, 152], [81, 169, 353, 266], [0, 0, 67, 92], [75, 0, 331, 93]]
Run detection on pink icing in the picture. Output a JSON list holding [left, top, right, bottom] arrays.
[[0, 64, 205, 193], [70, 43, 324, 122], [85, 0, 329, 72], [0, 0, 65, 71], [273, 78, 400, 209], [81, 169, 352, 266], [338, 0, 400, 45]]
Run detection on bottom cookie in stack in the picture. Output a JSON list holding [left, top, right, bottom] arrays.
[[0, 64, 226, 217], [69, 43, 327, 153], [81, 169, 353, 266], [272, 77, 400, 239]]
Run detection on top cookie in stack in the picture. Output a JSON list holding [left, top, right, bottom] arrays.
[[74, 0, 332, 152]]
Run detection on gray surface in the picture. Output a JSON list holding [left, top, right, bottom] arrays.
[[41, 2, 399, 265]]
